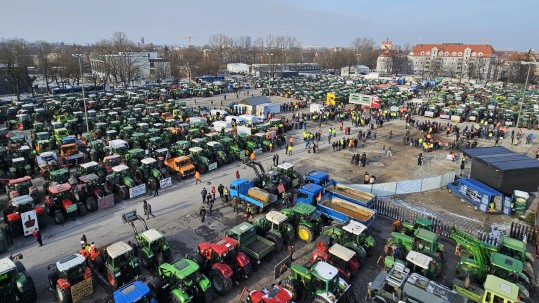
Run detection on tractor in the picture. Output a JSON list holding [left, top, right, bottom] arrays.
[[274, 163, 302, 188], [103, 154, 123, 173], [164, 155, 196, 180], [48, 253, 94, 303], [73, 173, 103, 212], [317, 221, 376, 261], [44, 183, 86, 224], [121, 210, 170, 269], [311, 243, 360, 281], [0, 254, 37, 303], [204, 141, 230, 167], [103, 241, 141, 290], [218, 136, 242, 162], [282, 261, 354, 303], [170, 140, 191, 157], [105, 165, 140, 200], [89, 139, 106, 162], [134, 158, 167, 190], [194, 237, 253, 295], [239, 285, 293, 303], [281, 203, 322, 244], [5, 176, 39, 202], [105, 281, 158, 303], [77, 161, 107, 184], [151, 259, 216, 303], [254, 211, 293, 251], [392, 217, 433, 235], [10, 157, 32, 178], [189, 147, 211, 173], [42, 168, 71, 193], [36, 151, 59, 180], [124, 148, 146, 170], [3, 195, 46, 236]]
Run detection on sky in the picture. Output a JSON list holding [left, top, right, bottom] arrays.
[[0, 0, 535, 51]]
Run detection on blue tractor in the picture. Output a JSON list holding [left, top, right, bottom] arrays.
[[105, 281, 158, 303]]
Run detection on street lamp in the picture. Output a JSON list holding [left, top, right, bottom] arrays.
[[515, 61, 538, 132], [267, 53, 273, 98], [72, 54, 90, 135]]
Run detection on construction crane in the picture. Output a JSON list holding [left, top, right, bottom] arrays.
[[180, 36, 197, 46]]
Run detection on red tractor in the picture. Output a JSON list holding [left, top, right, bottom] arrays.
[[73, 173, 104, 212], [194, 237, 252, 295], [44, 183, 86, 224], [48, 253, 94, 303], [5, 176, 39, 202], [102, 154, 123, 174], [2, 194, 46, 236], [239, 285, 293, 303], [311, 243, 360, 281]]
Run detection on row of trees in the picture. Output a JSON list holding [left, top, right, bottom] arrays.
[[0, 32, 536, 100]]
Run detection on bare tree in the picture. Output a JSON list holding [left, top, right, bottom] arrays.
[[0, 39, 33, 100], [351, 37, 379, 69], [208, 34, 232, 71], [34, 41, 55, 92], [390, 51, 409, 75]]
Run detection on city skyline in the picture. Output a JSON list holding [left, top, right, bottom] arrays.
[[1, 0, 535, 51]]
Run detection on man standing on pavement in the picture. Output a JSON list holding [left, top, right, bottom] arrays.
[[152, 185, 159, 197], [218, 183, 224, 199], [233, 196, 239, 213], [199, 206, 207, 222], [143, 200, 148, 217], [146, 202, 155, 219], [201, 188, 207, 204], [287, 244, 295, 261], [235, 170, 240, 179], [33, 229, 43, 246], [195, 171, 201, 184], [223, 187, 229, 203]]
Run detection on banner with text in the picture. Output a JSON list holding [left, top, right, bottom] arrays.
[[98, 194, 115, 210], [21, 210, 38, 237], [159, 177, 172, 189], [129, 184, 147, 199]]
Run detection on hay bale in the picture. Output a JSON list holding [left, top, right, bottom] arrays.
[[248, 187, 276, 204]]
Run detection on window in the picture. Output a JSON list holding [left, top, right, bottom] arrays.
[[458, 52, 463, 56], [478, 52, 483, 57], [420, 51, 425, 55], [472, 52, 477, 57], [452, 52, 457, 56]]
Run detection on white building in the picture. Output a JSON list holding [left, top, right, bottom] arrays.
[[227, 63, 250, 74], [90, 52, 170, 82], [341, 65, 371, 77], [409, 44, 496, 80], [251, 63, 320, 77]]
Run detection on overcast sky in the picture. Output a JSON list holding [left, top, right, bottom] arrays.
[[1, 0, 535, 51]]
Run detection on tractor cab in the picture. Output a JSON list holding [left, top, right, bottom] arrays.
[[413, 228, 445, 258], [137, 123, 149, 132], [106, 130, 118, 140], [265, 211, 289, 231], [9, 135, 26, 145], [105, 241, 140, 289], [397, 218, 433, 235], [275, 162, 301, 187], [48, 168, 70, 185], [78, 161, 103, 177], [138, 228, 170, 264], [0, 256, 37, 303], [108, 139, 129, 155], [7, 176, 37, 198], [191, 138, 206, 148], [498, 236, 534, 266], [35, 131, 50, 141], [10, 157, 29, 178], [199, 237, 240, 265], [172, 140, 190, 156], [312, 243, 359, 281], [342, 221, 376, 255], [103, 154, 123, 171], [404, 250, 441, 279], [50, 254, 92, 298]]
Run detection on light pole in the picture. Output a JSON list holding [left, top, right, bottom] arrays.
[[515, 61, 538, 132], [72, 54, 90, 136], [267, 53, 273, 96]]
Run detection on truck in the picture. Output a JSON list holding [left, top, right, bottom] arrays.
[[229, 178, 279, 212], [0, 254, 37, 303], [227, 222, 275, 269], [367, 264, 468, 303], [305, 171, 377, 208], [296, 183, 377, 227], [447, 178, 512, 215]]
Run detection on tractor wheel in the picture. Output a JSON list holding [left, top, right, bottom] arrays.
[[193, 252, 205, 266], [118, 187, 129, 200], [56, 284, 71, 303], [240, 262, 253, 279], [148, 277, 164, 299], [54, 212, 65, 224], [77, 203, 87, 217], [430, 255, 443, 278], [134, 170, 143, 183], [141, 254, 152, 269], [285, 223, 296, 243], [48, 272, 59, 288], [216, 158, 223, 167], [197, 164, 206, 174], [15, 261, 26, 272], [170, 294, 182, 303], [3, 209, 12, 223], [297, 225, 314, 243], [93, 188, 104, 200], [262, 145, 268, 152], [107, 270, 119, 290], [10, 221, 23, 236], [228, 153, 237, 162], [204, 285, 217, 303], [86, 199, 98, 212], [176, 173, 183, 181], [265, 234, 283, 251], [93, 255, 105, 273], [44, 202, 53, 216], [42, 181, 50, 193], [105, 180, 113, 191], [42, 170, 50, 181], [312, 295, 328, 303], [210, 269, 233, 295], [148, 178, 157, 190], [20, 274, 37, 303], [316, 234, 332, 252], [365, 244, 376, 257]]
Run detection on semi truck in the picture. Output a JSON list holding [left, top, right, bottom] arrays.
[[296, 183, 377, 227], [305, 170, 377, 208]]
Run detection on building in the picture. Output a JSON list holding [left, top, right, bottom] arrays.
[[227, 63, 250, 74], [251, 63, 320, 77], [238, 95, 272, 115], [409, 43, 496, 80], [90, 52, 170, 82], [341, 65, 371, 77], [381, 39, 393, 50], [237, 36, 252, 48]]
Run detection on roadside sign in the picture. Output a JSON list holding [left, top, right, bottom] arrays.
[[71, 278, 93, 303], [21, 210, 38, 237], [159, 177, 172, 189], [129, 184, 146, 198], [97, 194, 114, 210], [208, 163, 218, 171], [349, 94, 373, 106]]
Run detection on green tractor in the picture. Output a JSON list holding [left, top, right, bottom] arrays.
[[77, 161, 107, 184], [124, 148, 146, 170], [254, 211, 292, 251], [281, 203, 322, 244], [236, 133, 258, 156], [9, 157, 32, 178], [189, 147, 211, 174], [0, 254, 37, 303], [134, 157, 167, 190], [106, 164, 140, 200], [218, 136, 243, 161], [282, 261, 354, 303], [152, 259, 216, 303], [253, 133, 271, 152], [393, 217, 433, 235], [171, 140, 191, 157], [88, 139, 106, 162], [204, 141, 229, 167], [274, 163, 302, 188], [121, 210, 171, 269], [103, 241, 141, 290], [317, 221, 376, 261]]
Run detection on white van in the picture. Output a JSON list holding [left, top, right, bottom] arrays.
[[239, 114, 259, 125], [226, 115, 248, 126], [211, 121, 232, 132], [210, 109, 229, 118]]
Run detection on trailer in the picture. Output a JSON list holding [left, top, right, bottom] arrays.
[[447, 178, 512, 215], [325, 183, 377, 208], [228, 222, 275, 268], [318, 196, 377, 227]]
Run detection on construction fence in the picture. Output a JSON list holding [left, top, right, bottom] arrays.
[[349, 171, 457, 197], [372, 198, 537, 245]]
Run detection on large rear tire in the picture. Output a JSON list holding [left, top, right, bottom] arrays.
[[118, 187, 129, 200], [20, 274, 37, 303], [86, 199, 98, 212], [107, 270, 120, 290], [240, 262, 253, 280], [210, 269, 233, 295], [265, 234, 283, 251], [56, 284, 71, 303], [77, 203, 87, 217], [48, 272, 59, 289], [204, 287, 217, 303]]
